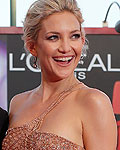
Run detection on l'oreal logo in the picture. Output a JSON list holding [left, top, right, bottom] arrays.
[[9, 53, 120, 79]]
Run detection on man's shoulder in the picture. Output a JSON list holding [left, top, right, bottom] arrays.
[[0, 107, 9, 145], [0, 107, 9, 128], [0, 107, 8, 118]]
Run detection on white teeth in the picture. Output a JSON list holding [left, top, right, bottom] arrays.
[[54, 57, 72, 61]]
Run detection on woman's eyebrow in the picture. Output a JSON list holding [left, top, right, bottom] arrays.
[[70, 29, 81, 33], [45, 31, 60, 35], [45, 29, 80, 35]]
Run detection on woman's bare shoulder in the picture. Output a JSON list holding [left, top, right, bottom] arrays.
[[76, 83, 112, 110], [9, 89, 35, 115]]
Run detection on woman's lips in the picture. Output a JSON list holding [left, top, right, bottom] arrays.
[[53, 56, 74, 67]]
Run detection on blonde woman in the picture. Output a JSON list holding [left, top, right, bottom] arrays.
[[2, 0, 117, 149]]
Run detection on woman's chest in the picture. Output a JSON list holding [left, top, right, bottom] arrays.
[[10, 98, 83, 146]]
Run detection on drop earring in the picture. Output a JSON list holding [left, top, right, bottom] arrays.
[[33, 56, 38, 68], [79, 55, 84, 65]]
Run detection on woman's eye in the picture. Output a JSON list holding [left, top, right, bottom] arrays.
[[71, 34, 81, 39], [47, 35, 58, 41]]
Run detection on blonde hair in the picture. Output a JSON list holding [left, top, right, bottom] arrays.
[[22, 0, 84, 44]]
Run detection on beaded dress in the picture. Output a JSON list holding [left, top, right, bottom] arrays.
[[2, 84, 85, 150]]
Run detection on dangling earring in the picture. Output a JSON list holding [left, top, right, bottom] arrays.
[[79, 55, 84, 65], [79, 38, 89, 65], [33, 56, 38, 68]]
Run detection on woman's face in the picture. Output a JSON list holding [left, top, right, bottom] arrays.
[[34, 11, 85, 81]]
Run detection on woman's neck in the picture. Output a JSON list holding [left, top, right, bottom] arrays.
[[38, 74, 79, 103]]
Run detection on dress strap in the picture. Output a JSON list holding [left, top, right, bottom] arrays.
[[26, 82, 82, 131]]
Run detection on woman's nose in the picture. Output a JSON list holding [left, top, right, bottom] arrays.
[[58, 39, 71, 53]]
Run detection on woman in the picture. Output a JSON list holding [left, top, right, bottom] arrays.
[[0, 107, 8, 150], [2, 0, 117, 149]]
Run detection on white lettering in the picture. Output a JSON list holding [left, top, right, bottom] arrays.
[[108, 54, 120, 72], [87, 54, 107, 71], [9, 53, 120, 74], [75, 68, 87, 71], [9, 53, 25, 71], [20, 53, 26, 60], [78, 72, 86, 80]]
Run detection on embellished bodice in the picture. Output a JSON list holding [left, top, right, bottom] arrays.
[[2, 83, 85, 150], [2, 126, 84, 149]]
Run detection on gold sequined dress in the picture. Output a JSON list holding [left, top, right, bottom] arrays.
[[2, 85, 85, 150]]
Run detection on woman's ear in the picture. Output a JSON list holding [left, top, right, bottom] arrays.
[[81, 36, 85, 45], [26, 41, 37, 57]]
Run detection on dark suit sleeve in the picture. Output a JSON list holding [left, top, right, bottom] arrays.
[[0, 109, 9, 150]]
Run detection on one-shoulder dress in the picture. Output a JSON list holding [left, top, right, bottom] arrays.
[[2, 84, 85, 150]]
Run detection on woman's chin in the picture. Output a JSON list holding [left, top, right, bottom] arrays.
[[51, 70, 74, 82]]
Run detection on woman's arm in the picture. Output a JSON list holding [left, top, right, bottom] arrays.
[[80, 89, 117, 150]]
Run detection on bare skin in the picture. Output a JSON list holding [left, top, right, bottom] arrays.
[[8, 11, 117, 150]]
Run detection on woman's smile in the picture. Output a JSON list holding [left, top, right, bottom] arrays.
[[52, 55, 75, 67]]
